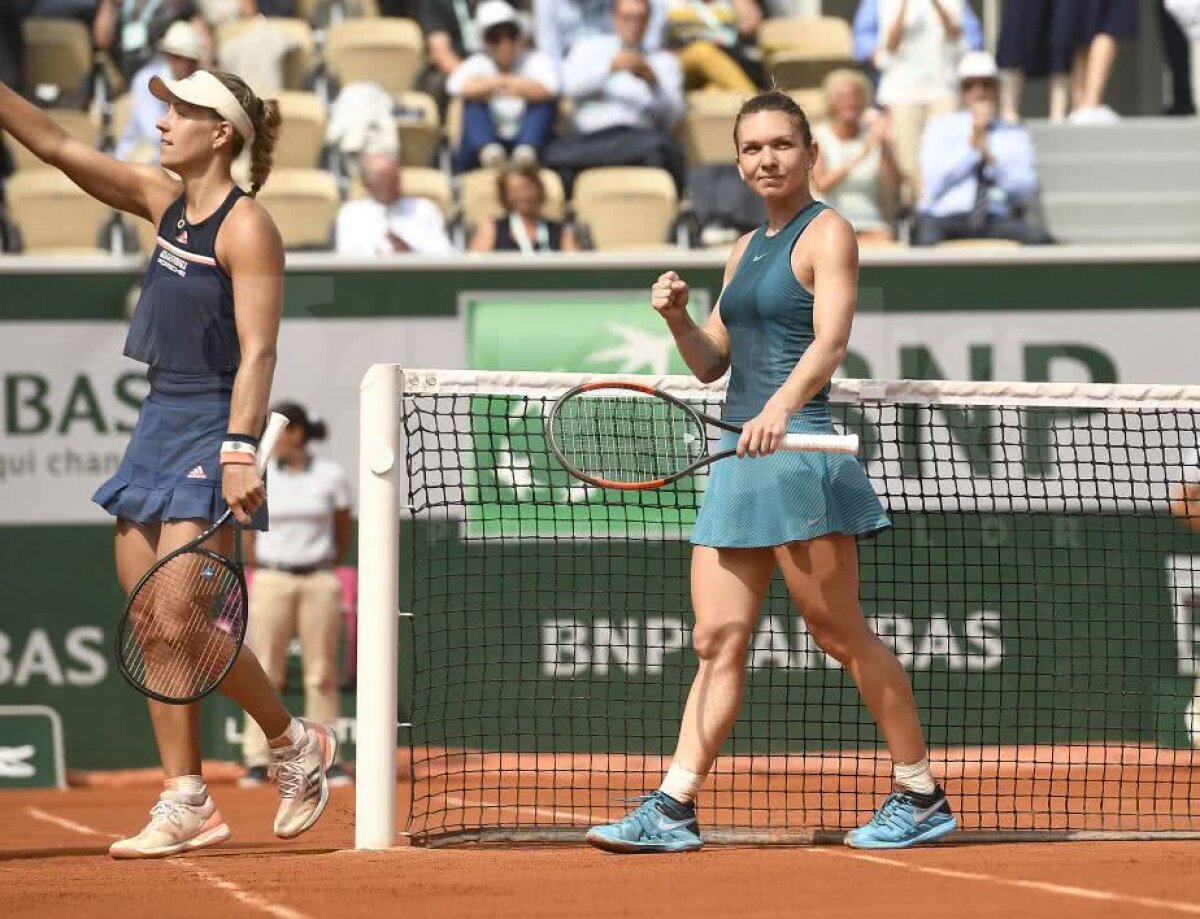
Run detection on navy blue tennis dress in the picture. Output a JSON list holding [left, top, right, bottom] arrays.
[[690, 201, 888, 548], [93, 186, 268, 529]]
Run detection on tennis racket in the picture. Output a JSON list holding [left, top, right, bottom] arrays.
[[547, 381, 859, 491], [115, 412, 289, 704]]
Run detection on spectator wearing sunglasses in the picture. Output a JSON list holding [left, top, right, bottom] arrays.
[[913, 52, 1051, 247], [448, 0, 559, 171]]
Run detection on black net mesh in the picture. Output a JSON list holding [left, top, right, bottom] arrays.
[[399, 380, 1200, 845]]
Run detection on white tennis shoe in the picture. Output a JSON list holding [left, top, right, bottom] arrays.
[[109, 792, 230, 859], [270, 719, 338, 839]]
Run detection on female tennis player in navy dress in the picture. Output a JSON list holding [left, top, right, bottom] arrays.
[[0, 71, 336, 858], [587, 91, 956, 853]]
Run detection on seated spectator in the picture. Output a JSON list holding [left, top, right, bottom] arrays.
[[335, 153, 454, 256], [874, 0, 967, 202], [418, 0, 482, 109], [92, 0, 207, 85], [116, 20, 203, 162], [448, 1, 558, 172], [812, 68, 900, 245], [535, 0, 668, 68], [469, 163, 580, 252], [544, 0, 685, 195], [913, 52, 1052, 247], [665, 0, 763, 91]]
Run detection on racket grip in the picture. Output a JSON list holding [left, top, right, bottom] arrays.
[[779, 432, 860, 455], [256, 412, 290, 473]]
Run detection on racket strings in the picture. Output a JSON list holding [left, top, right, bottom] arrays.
[[121, 550, 245, 700], [554, 394, 705, 484]]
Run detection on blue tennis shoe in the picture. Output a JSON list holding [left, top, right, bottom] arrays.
[[844, 787, 957, 849], [586, 791, 704, 853]]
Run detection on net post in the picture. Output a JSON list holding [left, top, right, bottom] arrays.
[[355, 363, 401, 850]]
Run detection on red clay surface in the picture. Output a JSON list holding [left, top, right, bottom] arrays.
[[3, 780, 1200, 919]]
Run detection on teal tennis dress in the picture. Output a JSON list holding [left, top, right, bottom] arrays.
[[690, 201, 889, 548]]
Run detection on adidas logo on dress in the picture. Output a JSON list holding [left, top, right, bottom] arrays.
[[187, 465, 206, 479]]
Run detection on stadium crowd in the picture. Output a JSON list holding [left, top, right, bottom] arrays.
[[0, 0, 1196, 254]]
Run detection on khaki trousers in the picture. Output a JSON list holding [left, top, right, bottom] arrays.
[[242, 568, 343, 768], [887, 95, 958, 204]]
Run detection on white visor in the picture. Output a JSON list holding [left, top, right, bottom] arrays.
[[150, 70, 255, 146]]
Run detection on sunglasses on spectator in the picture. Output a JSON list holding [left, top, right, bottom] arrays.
[[485, 24, 520, 44], [961, 78, 997, 90]]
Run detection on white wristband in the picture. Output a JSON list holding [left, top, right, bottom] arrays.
[[221, 439, 258, 456]]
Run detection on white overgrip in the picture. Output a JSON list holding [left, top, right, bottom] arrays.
[[779, 432, 860, 455]]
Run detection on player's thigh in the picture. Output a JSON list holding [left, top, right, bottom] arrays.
[[689, 545, 776, 660], [774, 534, 875, 653], [115, 518, 160, 593], [156, 518, 224, 557]]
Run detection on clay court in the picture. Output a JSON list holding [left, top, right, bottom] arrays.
[[3, 772, 1199, 919]]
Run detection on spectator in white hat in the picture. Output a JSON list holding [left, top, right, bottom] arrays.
[[913, 51, 1052, 247], [117, 20, 206, 163], [447, 0, 559, 171]]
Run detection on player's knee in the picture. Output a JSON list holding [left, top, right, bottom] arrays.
[[692, 620, 751, 664], [806, 614, 856, 665]]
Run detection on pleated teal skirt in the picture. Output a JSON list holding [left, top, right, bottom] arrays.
[[691, 416, 890, 549]]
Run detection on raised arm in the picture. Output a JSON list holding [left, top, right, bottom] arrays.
[[0, 82, 179, 223], [652, 232, 751, 383], [737, 212, 858, 457], [218, 200, 285, 524]]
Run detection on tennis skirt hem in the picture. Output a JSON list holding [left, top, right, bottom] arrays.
[[94, 477, 225, 526], [691, 520, 891, 550], [689, 429, 890, 548]]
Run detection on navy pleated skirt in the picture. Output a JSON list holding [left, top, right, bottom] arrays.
[[691, 411, 890, 549], [93, 369, 268, 529]]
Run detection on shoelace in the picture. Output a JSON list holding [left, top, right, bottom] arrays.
[[615, 794, 689, 838], [869, 793, 917, 832], [148, 797, 186, 828], [271, 748, 307, 800]]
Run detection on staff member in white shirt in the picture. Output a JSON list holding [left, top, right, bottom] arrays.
[[242, 402, 354, 787], [334, 152, 454, 257]]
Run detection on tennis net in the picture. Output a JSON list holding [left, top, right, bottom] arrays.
[[355, 366, 1200, 848]]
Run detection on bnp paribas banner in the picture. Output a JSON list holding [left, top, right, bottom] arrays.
[[3, 304, 1198, 525]]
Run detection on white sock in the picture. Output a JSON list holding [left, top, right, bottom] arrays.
[[269, 718, 307, 752], [164, 774, 207, 804], [893, 757, 936, 796], [658, 763, 706, 805]]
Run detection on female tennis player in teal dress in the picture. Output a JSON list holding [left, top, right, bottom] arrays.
[[0, 71, 335, 858], [587, 91, 956, 853]]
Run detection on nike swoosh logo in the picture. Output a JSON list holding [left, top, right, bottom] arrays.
[[913, 798, 946, 824], [655, 815, 695, 833], [752, 253, 767, 261]]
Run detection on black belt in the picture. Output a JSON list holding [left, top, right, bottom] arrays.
[[259, 563, 333, 576]]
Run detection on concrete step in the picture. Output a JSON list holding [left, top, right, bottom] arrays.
[[1041, 190, 1200, 243]]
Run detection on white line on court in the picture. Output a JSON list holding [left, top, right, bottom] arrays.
[[444, 796, 1200, 915], [26, 807, 109, 838], [810, 848, 1200, 916], [443, 794, 603, 826], [24, 806, 315, 919]]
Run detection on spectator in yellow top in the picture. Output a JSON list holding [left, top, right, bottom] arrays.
[[665, 0, 764, 91]]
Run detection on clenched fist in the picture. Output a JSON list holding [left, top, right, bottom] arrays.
[[651, 271, 690, 321]]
